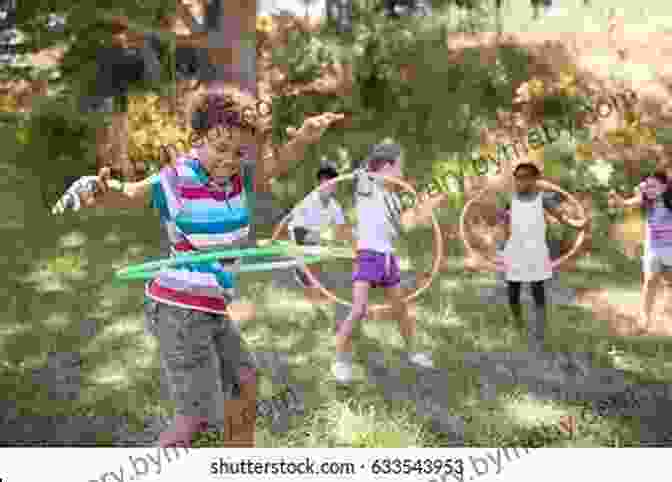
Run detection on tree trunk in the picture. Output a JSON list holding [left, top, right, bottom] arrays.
[[113, 111, 135, 180], [97, 110, 134, 179]]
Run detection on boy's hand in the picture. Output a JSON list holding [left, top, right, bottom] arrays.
[[227, 301, 256, 322], [51, 167, 120, 214], [288, 112, 345, 145]]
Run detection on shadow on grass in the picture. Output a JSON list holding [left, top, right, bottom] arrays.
[[0, 174, 166, 444]]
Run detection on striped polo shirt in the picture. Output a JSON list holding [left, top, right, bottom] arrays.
[[146, 156, 253, 314]]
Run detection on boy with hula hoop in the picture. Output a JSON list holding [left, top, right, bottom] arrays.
[[52, 84, 343, 447]]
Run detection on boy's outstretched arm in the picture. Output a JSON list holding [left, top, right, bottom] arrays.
[[260, 113, 344, 183], [545, 205, 587, 229], [51, 167, 154, 214], [95, 168, 155, 209]]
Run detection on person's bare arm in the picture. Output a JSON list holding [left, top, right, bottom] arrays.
[[262, 136, 310, 182], [106, 178, 154, 208], [545, 205, 586, 229], [400, 193, 447, 231], [80, 168, 154, 210], [259, 113, 345, 184], [609, 189, 643, 209]]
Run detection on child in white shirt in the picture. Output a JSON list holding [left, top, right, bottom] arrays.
[[288, 162, 346, 287]]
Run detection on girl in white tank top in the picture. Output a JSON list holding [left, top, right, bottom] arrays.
[[498, 163, 585, 354]]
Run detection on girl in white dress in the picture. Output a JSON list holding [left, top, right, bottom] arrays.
[[496, 163, 586, 352]]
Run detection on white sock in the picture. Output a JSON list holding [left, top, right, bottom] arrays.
[[335, 351, 353, 364]]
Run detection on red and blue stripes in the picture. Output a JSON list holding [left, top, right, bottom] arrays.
[[146, 156, 250, 314]]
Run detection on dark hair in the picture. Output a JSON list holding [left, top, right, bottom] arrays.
[[317, 166, 338, 180], [647, 171, 672, 211], [189, 88, 258, 134], [367, 158, 396, 172], [513, 162, 541, 178]]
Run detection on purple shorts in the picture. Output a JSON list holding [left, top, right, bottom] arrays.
[[352, 250, 401, 288]]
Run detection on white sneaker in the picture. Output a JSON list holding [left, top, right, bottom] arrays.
[[408, 352, 434, 369], [331, 360, 353, 384], [293, 267, 309, 288], [543, 6, 565, 16]]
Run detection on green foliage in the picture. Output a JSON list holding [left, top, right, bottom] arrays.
[[271, 93, 348, 147], [127, 94, 192, 171], [495, 44, 532, 87], [8, 3, 176, 97], [272, 4, 640, 223], [269, 5, 547, 206], [272, 31, 336, 85], [540, 93, 594, 124], [0, 1, 178, 205], [16, 95, 105, 205]]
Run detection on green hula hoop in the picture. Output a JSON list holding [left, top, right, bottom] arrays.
[[115, 255, 323, 281], [113, 239, 354, 281], [116, 240, 291, 277]]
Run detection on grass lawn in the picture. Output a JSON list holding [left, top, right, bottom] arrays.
[[3, 159, 671, 448], [4, 0, 672, 445], [455, 0, 672, 34]]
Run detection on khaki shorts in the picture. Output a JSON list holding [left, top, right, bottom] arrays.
[[144, 299, 255, 419]]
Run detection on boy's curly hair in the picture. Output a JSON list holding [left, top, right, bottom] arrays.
[[187, 85, 260, 137]]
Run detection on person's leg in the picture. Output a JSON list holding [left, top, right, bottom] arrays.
[[385, 282, 434, 368], [385, 284, 410, 341], [640, 255, 664, 333], [212, 313, 257, 447], [507, 281, 523, 324], [292, 227, 312, 288], [154, 304, 222, 447], [530, 280, 589, 372], [292, 227, 329, 302], [144, 298, 172, 402], [529, 280, 547, 353], [333, 280, 370, 383], [661, 266, 672, 332]]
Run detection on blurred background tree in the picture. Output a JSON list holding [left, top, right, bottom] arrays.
[[6, 0, 253, 208]]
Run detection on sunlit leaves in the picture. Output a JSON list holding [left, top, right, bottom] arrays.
[[586, 159, 614, 187], [127, 94, 192, 169]]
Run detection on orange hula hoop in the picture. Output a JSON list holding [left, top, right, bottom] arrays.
[[270, 171, 444, 310], [459, 179, 587, 271]]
